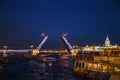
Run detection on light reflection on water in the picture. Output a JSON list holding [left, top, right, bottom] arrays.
[[26, 58, 76, 80], [0, 54, 82, 80]]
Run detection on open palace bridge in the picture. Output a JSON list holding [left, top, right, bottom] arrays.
[[0, 34, 101, 56]]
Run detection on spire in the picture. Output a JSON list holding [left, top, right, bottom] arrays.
[[106, 35, 109, 40]]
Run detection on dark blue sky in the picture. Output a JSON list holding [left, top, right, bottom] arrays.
[[0, 0, 120, 49]]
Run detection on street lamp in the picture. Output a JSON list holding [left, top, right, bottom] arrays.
[[3, 46, 7, 50], [30, 45, 34, 49]]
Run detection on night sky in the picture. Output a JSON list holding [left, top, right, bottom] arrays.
[[0, 0, 120, 49]]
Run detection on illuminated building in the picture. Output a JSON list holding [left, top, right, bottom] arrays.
[[74, 35, 120, 79], [82, 35, 118, 51]]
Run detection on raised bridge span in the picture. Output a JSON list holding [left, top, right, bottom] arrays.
[[0, 34, 48, 54]]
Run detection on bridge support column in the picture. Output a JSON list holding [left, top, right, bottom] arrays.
[[2, 50, 8, 58], [31, 49, 39, 56]]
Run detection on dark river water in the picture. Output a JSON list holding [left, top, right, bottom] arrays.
[[0, 53, 83, 80]]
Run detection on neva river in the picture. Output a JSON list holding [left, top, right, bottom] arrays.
[[0, 53, 83, 80]]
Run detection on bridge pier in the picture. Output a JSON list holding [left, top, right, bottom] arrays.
[[2, 50, 8, 58], [31, 49, 40, 56]]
